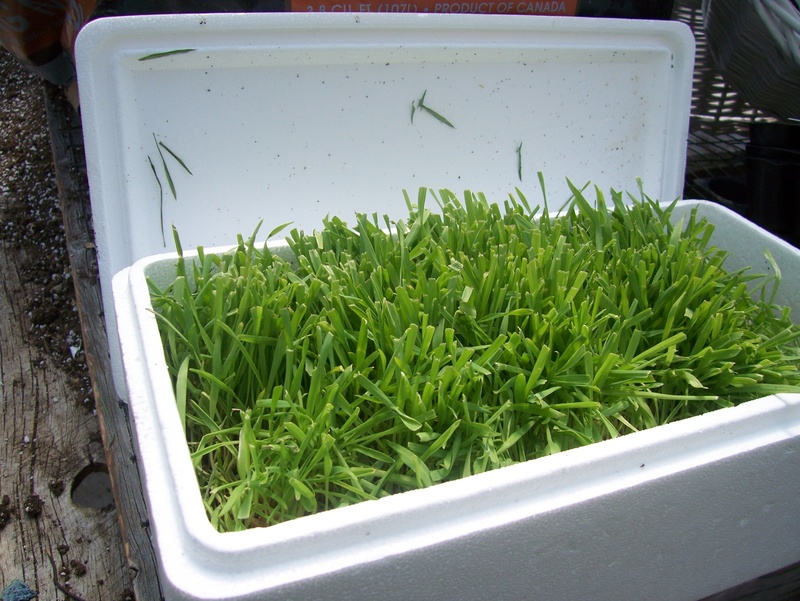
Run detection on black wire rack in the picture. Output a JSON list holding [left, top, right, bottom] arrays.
[[671, 0, 776, 204]]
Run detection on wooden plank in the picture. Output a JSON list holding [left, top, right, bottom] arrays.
[[42, 82, 164, 601], [0, 242, 130, 601]]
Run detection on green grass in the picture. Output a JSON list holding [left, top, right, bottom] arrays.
[[149, 184, 800, 532]]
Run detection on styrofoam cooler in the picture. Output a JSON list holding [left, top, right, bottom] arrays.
[[75, 13, 800, 601]]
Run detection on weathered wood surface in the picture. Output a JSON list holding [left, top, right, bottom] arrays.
[[0, 241, 129, 601]]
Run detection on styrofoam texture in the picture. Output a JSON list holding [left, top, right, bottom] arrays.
[[74, 12, 695, 396], [113, 199, 800, 601]]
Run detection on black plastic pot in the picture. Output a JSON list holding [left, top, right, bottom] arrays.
[[746, 122, 800, 247], [694, 176, 749, 217]]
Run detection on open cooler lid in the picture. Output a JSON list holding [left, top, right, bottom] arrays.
[[75, 13, 694, 393], [76, 12, 694, 275]]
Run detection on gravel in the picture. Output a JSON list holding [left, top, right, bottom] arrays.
[[0, 47, 92, 408]]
